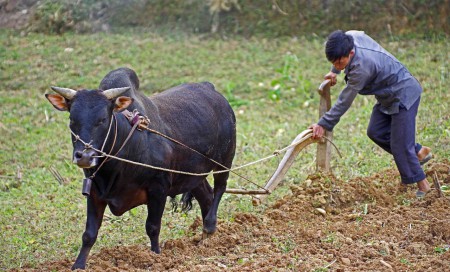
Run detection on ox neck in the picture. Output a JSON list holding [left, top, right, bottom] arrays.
[[97, 111, 146, 198]]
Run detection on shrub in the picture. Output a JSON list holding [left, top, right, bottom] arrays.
[[28, 0, 115, 34]]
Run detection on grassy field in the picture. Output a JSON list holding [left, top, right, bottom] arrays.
[[0, 29, 448, 270]]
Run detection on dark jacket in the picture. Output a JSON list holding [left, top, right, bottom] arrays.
[[318, 30, 422, 131]]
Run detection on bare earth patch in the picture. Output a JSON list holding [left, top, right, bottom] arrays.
[[12, 161, 450, 271], [0, 0, 36, 30]]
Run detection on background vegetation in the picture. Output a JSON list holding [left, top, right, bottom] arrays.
[[3, 0, 448, 37], [0, 0, 449, 270]]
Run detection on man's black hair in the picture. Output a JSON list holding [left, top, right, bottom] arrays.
[[325, 30, 354, 62]]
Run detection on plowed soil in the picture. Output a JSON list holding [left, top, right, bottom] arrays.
[[13, 161, 450, 271]]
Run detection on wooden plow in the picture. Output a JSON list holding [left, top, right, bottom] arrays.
[[225, 79, 334, 205]]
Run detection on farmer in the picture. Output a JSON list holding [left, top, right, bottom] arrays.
[[310, 30, 432, 197]]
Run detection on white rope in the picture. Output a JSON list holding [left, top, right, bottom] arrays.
[[100, 115, 115, 153], [69, 128, 316, 176]]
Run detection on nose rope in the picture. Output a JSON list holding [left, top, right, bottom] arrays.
[[69, 115, 118, 182], [69, 115, 116, 158], [100, 115, 116, 153], [83, 141, 93, 152], [69, 130, 100, 155]]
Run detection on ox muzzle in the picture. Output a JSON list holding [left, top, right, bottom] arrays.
[[73, 149, 99, 168]]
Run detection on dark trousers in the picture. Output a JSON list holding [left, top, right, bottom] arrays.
[[367, 97, 425, 184]]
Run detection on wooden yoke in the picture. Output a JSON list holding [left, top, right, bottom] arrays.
[[316, 79, 333, 172]]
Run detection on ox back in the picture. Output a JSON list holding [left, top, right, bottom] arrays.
[[45, 67, 236, 270]]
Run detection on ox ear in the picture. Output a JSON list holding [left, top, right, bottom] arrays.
[[45, 94, 69, 111], [114, 96, 133, 112]]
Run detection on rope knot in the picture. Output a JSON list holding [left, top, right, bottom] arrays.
[[84, 141, 93, 149], [73, 134, 80, 142], [122, 109, 150, 131], [137, 115, 150, 130]]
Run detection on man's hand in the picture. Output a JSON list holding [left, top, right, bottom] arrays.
[[324, 72, 337, 86], [309, 124, 325, 139]]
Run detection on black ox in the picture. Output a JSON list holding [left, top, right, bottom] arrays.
[[45, 68, 236, 270]]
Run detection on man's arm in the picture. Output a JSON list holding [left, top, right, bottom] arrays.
[[317, 62, 372, 132], [317, 85, 359, 131]]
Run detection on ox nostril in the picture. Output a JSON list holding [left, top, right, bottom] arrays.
[[74, 151, 83, 160], [73, 149, 98, 168]]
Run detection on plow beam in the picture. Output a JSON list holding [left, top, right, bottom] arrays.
[[252, 129, 316, 205]]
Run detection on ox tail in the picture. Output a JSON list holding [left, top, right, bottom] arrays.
[[181, 192, 194, 212], [170, 192, 194, 213]]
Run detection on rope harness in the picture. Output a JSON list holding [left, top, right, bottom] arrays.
[[70, 109, 340, 196]]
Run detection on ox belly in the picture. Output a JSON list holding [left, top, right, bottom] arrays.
[[105, 189, 148, 216]]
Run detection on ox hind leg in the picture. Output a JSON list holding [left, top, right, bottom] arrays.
[[203, 170, 230, 235], [72, 191, 107, 270], [190, 178, 214, 224], [145, 189, 167, 254]]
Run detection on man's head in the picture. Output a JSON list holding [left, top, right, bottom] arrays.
[[326, 30, 355, 71]]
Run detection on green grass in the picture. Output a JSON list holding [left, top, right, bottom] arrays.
[[0, 29, 448, 270]]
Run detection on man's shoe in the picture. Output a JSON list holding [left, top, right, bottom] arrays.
[[416, 178, 430, 199], [418, 146, 432, 165], [416, 190, 427, 198], [419, 153, 432, 165]]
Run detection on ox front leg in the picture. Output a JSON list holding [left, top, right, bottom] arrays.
[[72, 191, 107, 270], [145, 191, 167, 253]]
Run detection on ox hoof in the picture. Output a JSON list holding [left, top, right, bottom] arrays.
[[202, 225, 217, 236], [150, 246, 161, 254], [203, 218, 217, 235], [198, 231, 214, 247], [201, 231, 214, 240], [71, 264, 86, 271]]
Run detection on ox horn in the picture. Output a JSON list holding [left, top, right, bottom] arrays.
[[51, 86, 77, 100], [102, 87, 130, 100]]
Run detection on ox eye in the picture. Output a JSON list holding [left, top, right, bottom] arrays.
[[97, 118, 107, 126]]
